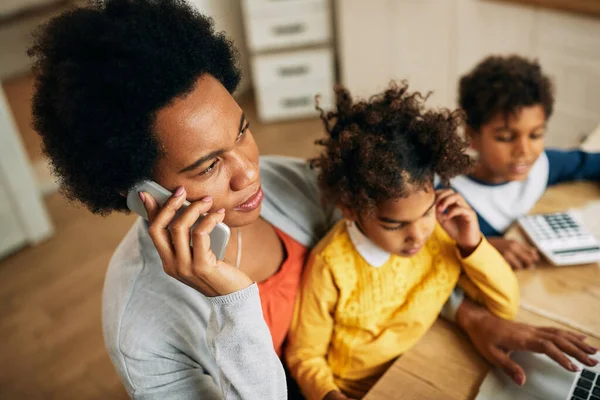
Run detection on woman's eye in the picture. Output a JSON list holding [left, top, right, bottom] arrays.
[[238, 122, 250, 140], [199, 159, 219, 176]]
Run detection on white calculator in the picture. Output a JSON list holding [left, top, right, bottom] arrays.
[[518, 211, 600, 266]]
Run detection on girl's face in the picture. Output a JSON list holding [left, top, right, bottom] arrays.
[[346, 184, 438, 257], [151, 74, 262, 228]]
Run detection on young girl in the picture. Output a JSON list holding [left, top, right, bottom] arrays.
[[454, 55, 600, 269], [285, 83, 520, 400]]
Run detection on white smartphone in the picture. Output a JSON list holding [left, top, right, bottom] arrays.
[[126, 180, 230, 260]]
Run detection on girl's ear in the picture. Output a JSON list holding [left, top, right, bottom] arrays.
[[339, 204, 358, 222]]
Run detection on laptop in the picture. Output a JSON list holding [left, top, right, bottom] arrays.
[[476, 352, 600, 400]]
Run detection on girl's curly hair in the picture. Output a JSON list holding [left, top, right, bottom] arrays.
[[311, 81, 472, 215]]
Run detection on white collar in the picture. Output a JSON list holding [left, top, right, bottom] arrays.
[[346, 220, 391, 268]]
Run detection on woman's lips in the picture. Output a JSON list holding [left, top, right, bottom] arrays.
[[234, 187, 264, 211]]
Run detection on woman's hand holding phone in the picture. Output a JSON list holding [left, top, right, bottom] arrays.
[[140, 186, 253, 297]]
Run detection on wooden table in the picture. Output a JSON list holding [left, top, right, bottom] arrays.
[[365, 182, 600, 399], [507, 182, 600, 336], [365, 310, 600, 400]]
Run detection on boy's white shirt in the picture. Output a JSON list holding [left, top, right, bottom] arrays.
[[449, 152, 549, 234]]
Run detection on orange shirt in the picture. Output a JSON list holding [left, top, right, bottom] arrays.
[[258, 228, 307, 356]]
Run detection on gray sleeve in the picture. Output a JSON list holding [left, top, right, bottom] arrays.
[[440, 286, 465, 323], [259, 155, 342, 248], [206, 283, 287, 400], [132, 372, 223, 400], [126, 284, 286, 400]]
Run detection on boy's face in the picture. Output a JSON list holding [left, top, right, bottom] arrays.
[[346, 184, 437, 258], [470, 104, 546, 183]]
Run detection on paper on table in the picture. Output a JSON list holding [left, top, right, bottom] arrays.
[[580, 123, 600, 152], [571, 200, 600, 239]]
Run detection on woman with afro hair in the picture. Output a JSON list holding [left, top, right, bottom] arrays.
[[29, 1, 598, 398]]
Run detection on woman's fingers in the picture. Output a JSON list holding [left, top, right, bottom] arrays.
[[144, 191, 183, 269], [169, 198, 215, 278], [191, 209, 226, 264], [488, 346, 527, 386], [537, 327, 590, 346], [540, 333, 598, 367], [525, 336, 578, 372], [142, 191, 159, 222], [538, 328, 598, 362]]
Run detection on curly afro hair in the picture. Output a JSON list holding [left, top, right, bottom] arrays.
[[459, 55, 554, 132], [311, 82, 472, 216], [29, 0, 241, 215]]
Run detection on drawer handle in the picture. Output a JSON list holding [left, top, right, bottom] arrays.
[[278, 65, 309, 77], [281, 96, 311, 108], [273, 23, 305, 36]]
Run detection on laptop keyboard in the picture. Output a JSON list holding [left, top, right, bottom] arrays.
[[572, 369, 600, 400]]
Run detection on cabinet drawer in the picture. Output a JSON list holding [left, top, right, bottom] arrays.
[[254, 80, 334, 121], [244, 7, 331, 51], [243, 0, 326, 20], [251, 48, 334, 88]]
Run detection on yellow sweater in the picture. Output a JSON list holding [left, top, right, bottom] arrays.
[[285, 221, 519, 400]]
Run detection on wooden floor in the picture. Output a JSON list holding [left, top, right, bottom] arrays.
[[0, 73, 324, 399]]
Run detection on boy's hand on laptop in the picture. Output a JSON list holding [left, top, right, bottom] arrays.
[[457, 298, 598, 386], [488, 237, 539, 270], [435, 189, 482, 257]]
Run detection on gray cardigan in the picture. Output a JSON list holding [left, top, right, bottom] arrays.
[[102, 155, 464, 399]]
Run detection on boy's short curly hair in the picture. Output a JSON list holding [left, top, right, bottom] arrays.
[[29, 0, 241, 215], [459, 55, 554, 132], [311, 82, 472, 215]]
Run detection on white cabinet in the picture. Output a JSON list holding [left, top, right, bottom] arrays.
[[242, 0, 335, 122], [336, 0, 600, 148], [455, 0, 538, 77], [188, 0, 251, 94], [391, 0, 456, 108], [251, 48, 334, 121], [0, 85, 53, 259], [244, 0, 331, 52], [536, 9, 600, 147]]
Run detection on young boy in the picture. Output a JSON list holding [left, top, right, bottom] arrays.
[[453, 55, 600, 270], [285, 83, 520, 400]]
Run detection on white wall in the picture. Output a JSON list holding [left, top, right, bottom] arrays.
[[189, 0, 251, 95], [336, 0, 600, 148]]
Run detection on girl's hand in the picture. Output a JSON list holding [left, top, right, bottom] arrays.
[[141, 187, 252, 297], [436, 189, 482, 257]]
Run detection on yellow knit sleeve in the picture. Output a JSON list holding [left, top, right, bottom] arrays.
[[455, 237, 520, 320], [285, 251, 340, 400]]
